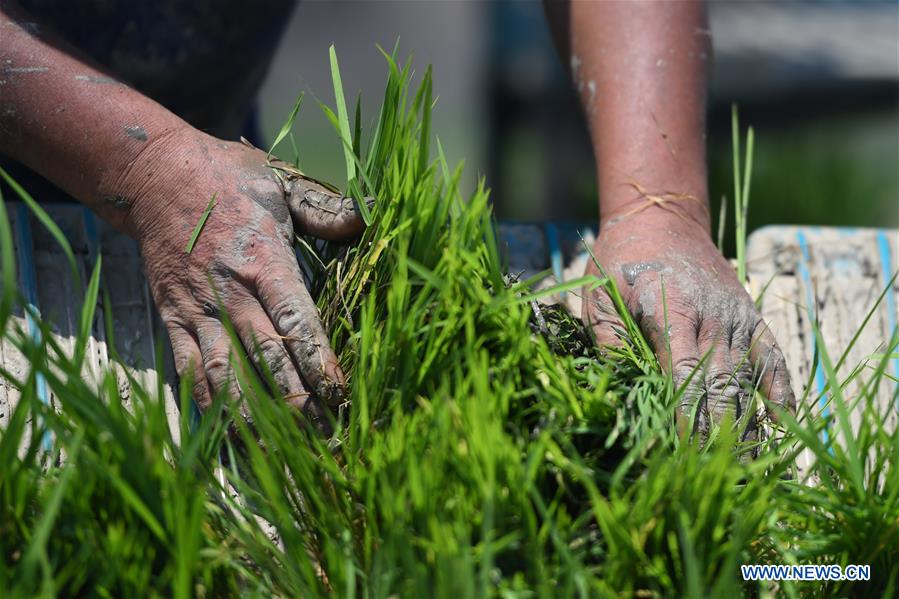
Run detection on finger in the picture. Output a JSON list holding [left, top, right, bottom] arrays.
[[195, 319, 240, 399], [299, 396, 334, 437], [286, 178, 370, 242], [698, 320, 758, 444], [643, 314, 705, 436], [698, 321, 743, 424], [750, 320, 796, 421], [167, 324, 213, 411], [231, 299, 311, 409], [254, 258, 346, 406], [581, 288, 626, 351]]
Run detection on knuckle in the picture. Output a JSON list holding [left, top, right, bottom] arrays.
[[705, 373, 750, 419], [672, 355, 701, 381], [192, 379, 211, 409], [731, 309, 756, 340], [170, 351, 210, 407], [164, 315, 190, 330], [270, 298, 308, 334], [159, 304, 185, 327], [255, 337, 288, 371], [735, 360, 755, 384], [204, 355, 232, 386], [706, 370, 741, 397], [730, 332, 752, 355], [173, 352, 196, 377], [673, 357, 705, 405], [147, 266, 183, 298]]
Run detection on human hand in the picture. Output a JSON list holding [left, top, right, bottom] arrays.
[[583, 213, 795, 445], [115, 126, 365, 421]]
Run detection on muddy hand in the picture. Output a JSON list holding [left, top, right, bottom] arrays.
[[115, 126, 366, 420], [583, 215, 795, 445]]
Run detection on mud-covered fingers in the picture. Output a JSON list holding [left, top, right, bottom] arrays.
[[643, 315, 706, 436], [231, 301, 311, 409], [698, 324, 743, 422], [582, 288, 626, 351], [286, 178, 371, 242], [750, 320, 796, 421], [195, 319, 240, 399], [167, 324, 212, 410], [698, 324, 759, 444], [728, 343, 765, 451], [255, 261, 346, 406]]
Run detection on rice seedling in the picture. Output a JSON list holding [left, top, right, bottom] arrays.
[[0, 46, 896, 598]]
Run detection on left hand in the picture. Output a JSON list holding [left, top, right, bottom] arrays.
[[116, 126, 364, 423]]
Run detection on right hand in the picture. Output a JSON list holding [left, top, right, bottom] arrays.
[[115, 126, 366, 422], [582, 211, 794, 446]]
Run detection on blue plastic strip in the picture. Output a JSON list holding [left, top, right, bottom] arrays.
[[876, 231, 899, 396], [796, 230, 830, 446], [14, 204, 52, 450], [543, 222, 564, 297]]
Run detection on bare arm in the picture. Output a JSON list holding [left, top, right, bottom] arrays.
[[0, 2, 189, 232], [1, 3, 363, 421], [544, 0, 710, 230], [544, 1, 793, 447]]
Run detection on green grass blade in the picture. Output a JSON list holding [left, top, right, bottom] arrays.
[[716, 195, 727, 253], [436, 137, 452, 186], [812, 320, 865, 495], [268, 92, 305, 158], [353, 92, 363, 158], [348, 178, 372, 226], [73, 254, 102, 369], [320, 120, 374, 225], [731, 105, 742, 227], [741, 126, 754, 225], [21, 431, 85, 583], [101, 464, 169, 543], [509, 275, 604, 305], [737, 126, 754, 283], [184, 192, 218, 254], [329, 45, 356, 185], [417, 66, 433, 177]]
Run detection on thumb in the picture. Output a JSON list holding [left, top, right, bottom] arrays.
[[286, 174, 372, 242]]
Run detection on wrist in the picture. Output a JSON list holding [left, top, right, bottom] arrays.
[[598, 177, 711, 235], [100, 122, 201, 238]]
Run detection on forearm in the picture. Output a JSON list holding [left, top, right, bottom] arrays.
[[544, 0, 711, 232], [0, 3, 191, 232]]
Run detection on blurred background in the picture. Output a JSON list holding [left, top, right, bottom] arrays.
[[256, 0, 898, 250]]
